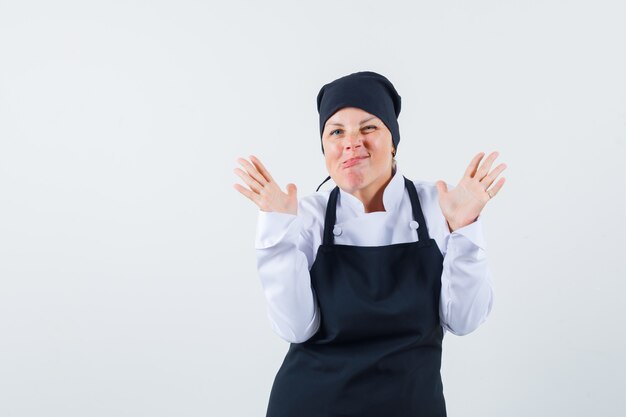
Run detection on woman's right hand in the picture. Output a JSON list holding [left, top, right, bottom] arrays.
[[233, 155, 298, 215]]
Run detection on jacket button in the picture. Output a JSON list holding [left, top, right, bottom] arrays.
[[409, 220, 419, 230], [333, 225, 342, 236]]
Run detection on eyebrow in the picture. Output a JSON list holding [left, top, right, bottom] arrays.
[[327, 116, 377, 127]]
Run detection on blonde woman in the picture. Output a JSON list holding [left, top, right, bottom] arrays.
[[234, 71, 506, 416]]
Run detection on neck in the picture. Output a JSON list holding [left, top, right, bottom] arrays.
[[351, 167, 395, 213]]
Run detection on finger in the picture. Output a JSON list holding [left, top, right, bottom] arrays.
[[237, 157, 268, 188], [233, 167, 262, 194], [233, 183, 261, 206], [463, 152, 485, 179], [250, 155, 276, 184], [487, 177, 506, 198], [481, 162, 507, 189], [475, 151, 499, 181]]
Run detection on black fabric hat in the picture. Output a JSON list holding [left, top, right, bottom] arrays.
[[316, 71, 402, 155]]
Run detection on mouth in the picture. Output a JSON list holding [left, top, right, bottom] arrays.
[[343, 156, 369, 168]]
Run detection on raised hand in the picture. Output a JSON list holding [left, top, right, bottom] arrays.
[[233, 155, 298, 215], [435, 151, 506, 232]]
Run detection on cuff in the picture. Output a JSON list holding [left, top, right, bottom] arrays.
[[254, 210, 301, 249], [449, 215, 487, 251]]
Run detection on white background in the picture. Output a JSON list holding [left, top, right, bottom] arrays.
[[1, 1, 625, 416]]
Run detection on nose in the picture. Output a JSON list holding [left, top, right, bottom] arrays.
[[344, 131, 364, 151]]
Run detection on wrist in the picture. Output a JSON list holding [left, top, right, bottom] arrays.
[[446, 217, 477, 233]]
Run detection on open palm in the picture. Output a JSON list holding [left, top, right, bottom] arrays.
[[233, 155, 298, 215], [435, 151, 507, 232]]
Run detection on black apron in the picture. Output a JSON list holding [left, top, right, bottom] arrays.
[[266, 176, 446, 417]]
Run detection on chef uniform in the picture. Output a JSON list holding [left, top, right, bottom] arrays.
[[254, 71, 494, 416]]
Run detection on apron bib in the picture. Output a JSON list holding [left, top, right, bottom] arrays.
[[266, 176, 446, 417]]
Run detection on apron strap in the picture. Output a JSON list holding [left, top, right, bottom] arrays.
[[316, 175, 332, 192], [403, 176, 431, 242], [322, 185, 340, 246]]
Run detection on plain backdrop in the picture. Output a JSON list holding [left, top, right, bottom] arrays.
[[1, 1, 625, 416]]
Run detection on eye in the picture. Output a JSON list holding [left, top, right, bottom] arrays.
[[363, 125, 376, 131], [330, 129, 342, 136]]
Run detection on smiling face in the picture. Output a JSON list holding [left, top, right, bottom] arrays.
[[322, 107, 395, 197]]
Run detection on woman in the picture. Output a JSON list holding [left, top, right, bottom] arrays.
[[233, 71, 506, 417]]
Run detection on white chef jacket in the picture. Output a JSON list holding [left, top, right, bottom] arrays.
[[254, 166, 494, 343]]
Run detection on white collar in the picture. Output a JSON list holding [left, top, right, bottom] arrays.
[[337, 166, 405, 215]]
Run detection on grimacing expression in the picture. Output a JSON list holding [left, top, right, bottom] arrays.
[[321, 107, 395, 195]]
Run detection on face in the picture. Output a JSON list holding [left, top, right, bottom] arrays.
[[322, 107, 395, 195]]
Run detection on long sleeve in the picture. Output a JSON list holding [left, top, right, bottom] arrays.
[[438, 215, 494, 336], [254, 209, 321, 343]]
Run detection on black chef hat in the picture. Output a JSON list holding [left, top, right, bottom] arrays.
[[316, 71, 402, 155]]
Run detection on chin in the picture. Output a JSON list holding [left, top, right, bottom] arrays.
[[336, 171, 367, 192]]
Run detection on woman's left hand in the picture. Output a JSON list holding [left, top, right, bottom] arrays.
[[435, 151, 507, 232]]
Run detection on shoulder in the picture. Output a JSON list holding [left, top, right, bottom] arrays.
[[403, 179, 452, 244], [407, 178, 454, 231], [295, 189, 332, 230], [289, 189, 331, 253], [299, 189, 331, 213], [409, 179, 454, 201]]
